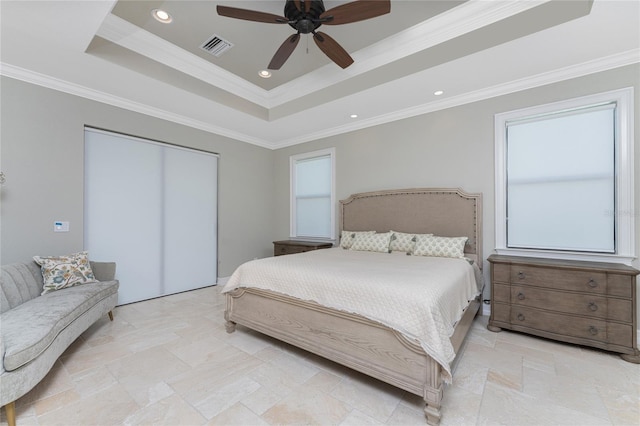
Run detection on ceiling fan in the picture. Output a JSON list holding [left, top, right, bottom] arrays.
[[217, 0, 391, 70]]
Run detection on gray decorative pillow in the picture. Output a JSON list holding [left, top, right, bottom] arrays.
[[350, 232, 392, 253], [413, 235, 468, 258], [340, 230, 375, 249], [34, 251, 97, 295]]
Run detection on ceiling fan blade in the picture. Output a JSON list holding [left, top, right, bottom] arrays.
[[304, 0, 311, 13], [313, 32, 354, 69], [293, 0, 301, 11], [320, 0, 391, 25], [268, 34, 301, 70], [216, 5, 287, 24]]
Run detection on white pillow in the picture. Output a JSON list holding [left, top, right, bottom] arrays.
[[413, 235, 468, 258], [350, 232, 392, 253], [340, 230, 375, 249]]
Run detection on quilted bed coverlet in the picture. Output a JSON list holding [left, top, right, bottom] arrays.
[[222, 247, 481, 381]]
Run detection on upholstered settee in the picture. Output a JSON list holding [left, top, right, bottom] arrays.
[[0, 260, 119, 426]]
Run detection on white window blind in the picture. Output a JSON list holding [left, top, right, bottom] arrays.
[[290, 148, 335, 240], [494, 87, 635, 264], [506, 104, 615, 253]]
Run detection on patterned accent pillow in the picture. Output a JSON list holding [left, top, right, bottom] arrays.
[[413, 235, 468, 258], [34, 251, 98, 295], [340, 230, 375, 249], [350, 232, 392, 253], [389, 231, 418, 252]]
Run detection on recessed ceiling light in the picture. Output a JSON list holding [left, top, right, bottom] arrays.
[[350, 114, 358, 119], [434, 90, 444, 96], [258, 70, 272, 78], [152, 9, 172, 23]]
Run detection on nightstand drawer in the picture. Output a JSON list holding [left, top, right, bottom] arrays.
[[273, 240, 333, 256]]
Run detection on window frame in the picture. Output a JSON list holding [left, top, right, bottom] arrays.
[[289, 147, 336, 241], [494, 87, 635, 264]]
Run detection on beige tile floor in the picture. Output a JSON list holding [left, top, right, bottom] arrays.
[[2, 285, 639, 425]]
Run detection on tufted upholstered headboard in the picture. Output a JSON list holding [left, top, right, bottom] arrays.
[[339, 188, 483, 267]]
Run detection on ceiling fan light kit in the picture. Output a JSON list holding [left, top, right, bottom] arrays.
[[217, 0, 391, 70]]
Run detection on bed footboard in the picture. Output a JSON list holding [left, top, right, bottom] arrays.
[[224, 287, 481, 424]]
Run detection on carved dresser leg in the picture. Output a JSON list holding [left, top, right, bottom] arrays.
[[620, 349, 640, 364], [487, 324, 502, 332], [108, 311, 114, 321]]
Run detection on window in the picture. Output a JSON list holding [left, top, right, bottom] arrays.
[[290, 148, 336, 240], [495, 88, 634, 263]]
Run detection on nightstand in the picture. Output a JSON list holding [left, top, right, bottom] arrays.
[[273, 240, 333, 256]]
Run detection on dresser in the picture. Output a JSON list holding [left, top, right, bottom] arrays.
[[273, 240, 333, 256], [487, 254, 639, 363]]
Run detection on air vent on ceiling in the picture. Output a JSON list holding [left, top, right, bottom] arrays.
[[200, 34, 233, 57]]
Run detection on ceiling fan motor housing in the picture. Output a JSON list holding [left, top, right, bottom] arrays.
[[285, 0, 326, 34]]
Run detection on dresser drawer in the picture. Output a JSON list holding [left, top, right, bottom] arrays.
[[510, 286, 610, 319], [510, 306, 609, 343], [511, 265, 607, 294]]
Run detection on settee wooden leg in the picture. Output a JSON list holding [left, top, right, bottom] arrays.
[[108, 311, 114, 321], [4, 401, 16, 426]]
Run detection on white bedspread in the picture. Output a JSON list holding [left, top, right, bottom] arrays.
[[222, 247, 481, 382]]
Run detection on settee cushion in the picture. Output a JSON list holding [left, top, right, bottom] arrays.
[[1, 281, 118, 371], [0, 263, 43, 314]]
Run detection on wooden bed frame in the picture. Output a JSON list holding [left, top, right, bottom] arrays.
[[224, 188, 483, 424]]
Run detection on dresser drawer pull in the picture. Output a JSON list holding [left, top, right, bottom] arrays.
[[517, 313, 525, 321], [517, 292, 525, 300], [588, 302, 598, 312], [588, 326, 599, 335], [587, 279, 598, 288]]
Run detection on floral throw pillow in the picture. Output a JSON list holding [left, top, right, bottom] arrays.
[[389, 231, 418, 252], [350, 232, 392, 253], [34, 251, 97, 295], [413, 235, 468, 258], [340, 230, 376, 249]]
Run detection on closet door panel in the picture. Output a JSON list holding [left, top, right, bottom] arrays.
[[84, 131, 163, 305], [163, 148, 218, 293]]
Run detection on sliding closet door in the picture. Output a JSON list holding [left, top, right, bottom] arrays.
[[84, 128, 217, 305], [163, 147, 217, 294]]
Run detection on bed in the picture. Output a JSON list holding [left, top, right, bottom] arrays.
[[222, 188, 483, 424]]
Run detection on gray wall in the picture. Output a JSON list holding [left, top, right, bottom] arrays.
[[272, 64, 640, 301], [0, 76, 275, 277]]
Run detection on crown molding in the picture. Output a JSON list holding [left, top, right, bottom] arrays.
[[0, 62, 272, 149], [2, 49, 638, 150], [270, 49, 640, 149]]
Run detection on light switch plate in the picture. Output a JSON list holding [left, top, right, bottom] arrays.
[[54, 221, 70, 232]]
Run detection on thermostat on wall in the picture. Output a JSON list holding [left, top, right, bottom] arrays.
[[54, 221, 69, 232]]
